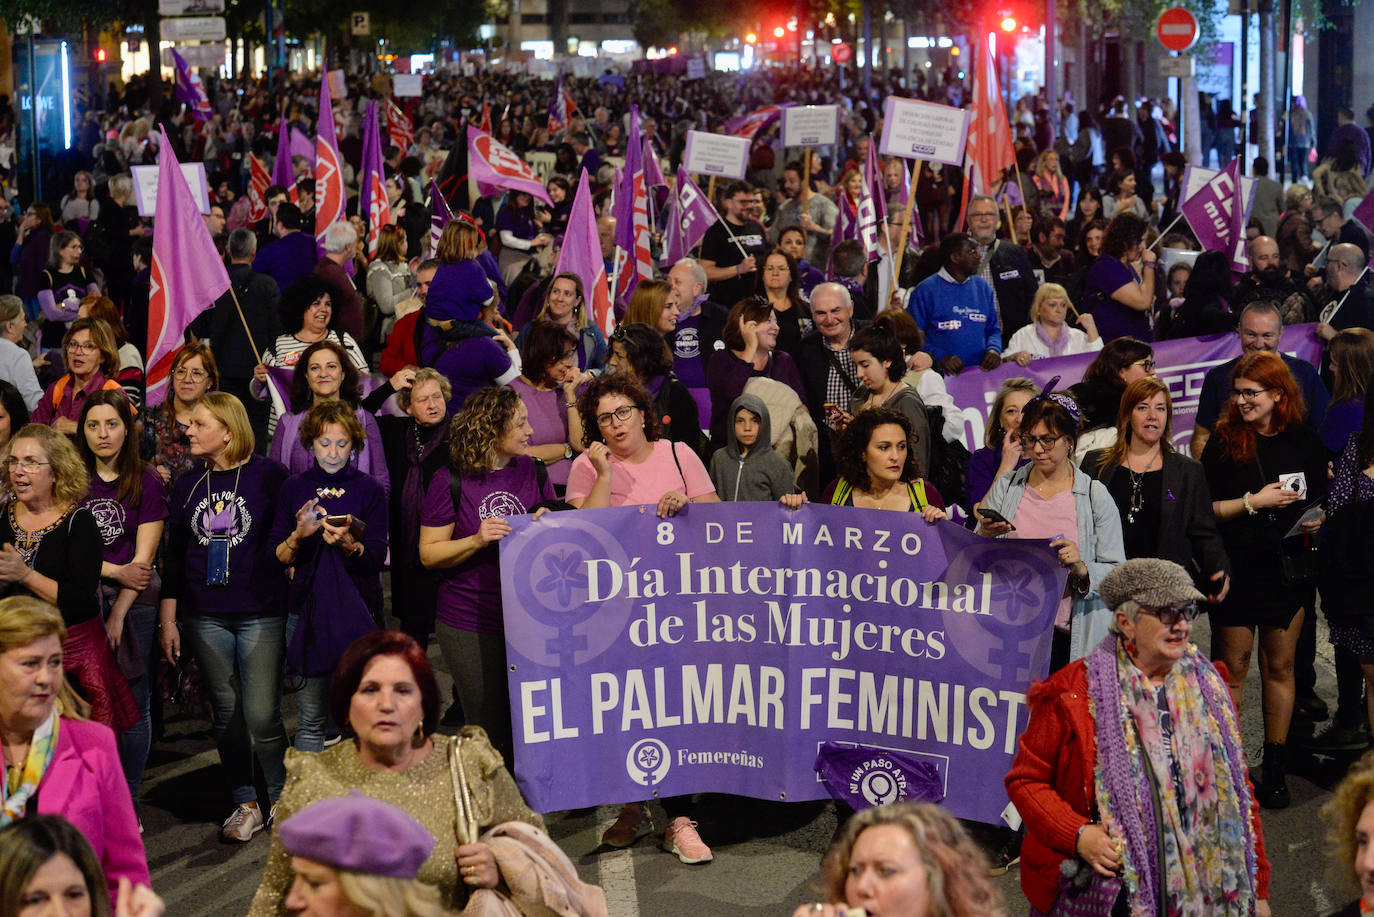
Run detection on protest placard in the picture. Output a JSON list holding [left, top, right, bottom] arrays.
[[878, 97, 970, 166], [683, 130, 750, 179], [392, 73, 423, 97], [781, 105, 840, 147], [131, 162, 210, 217], [502, 504, 1064, 823]]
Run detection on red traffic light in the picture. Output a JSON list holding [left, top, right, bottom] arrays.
[[93, 48, 107, 62]]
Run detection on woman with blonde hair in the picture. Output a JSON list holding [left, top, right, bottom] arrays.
[[1322, 750, 1374, 915], [790, 801, 1004, 917], [159, 392, 290, 842], [623, 279, 680, 338], [366, 224, 413, 343], [419, 387, 555, 764], [1002, 283, 1102, 365]]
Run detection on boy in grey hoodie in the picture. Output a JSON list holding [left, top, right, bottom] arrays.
[[708, 393, 799, 502]]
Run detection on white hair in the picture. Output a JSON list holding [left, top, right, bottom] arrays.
[[811, 281, 852, 311], [323, 221, 358, 254], [673, 257, 707, 293], [1107, 599, 1141, 633]]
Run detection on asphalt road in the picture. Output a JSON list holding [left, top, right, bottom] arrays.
[[141, 612, 1352, 916]]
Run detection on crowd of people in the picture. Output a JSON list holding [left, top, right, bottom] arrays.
[[0, 56, 1369, 916]]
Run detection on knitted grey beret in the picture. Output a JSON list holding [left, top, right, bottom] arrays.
[[1099, 558, 1205, 611]]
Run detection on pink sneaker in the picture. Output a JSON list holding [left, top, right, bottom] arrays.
[[663, 816, 713, 864]]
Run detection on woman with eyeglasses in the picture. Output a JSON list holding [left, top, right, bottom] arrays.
[[76, 390, 166, 804], [1200, 350, 1327, 808], [706, 296, 806, 446], [36, 231, 99, 350], [1081, 378, 1230, 595], [566, 373, 721, 863], [1068, 337, 1156, 464], [0, 424, 136, 735], [978, 390, 1125, 669], [139, 342, 218, 489], [419, 387, 556, 766], [77, 296, 145, 410], [1007, 558, 1272, 917], [31, 319, 127, 437]]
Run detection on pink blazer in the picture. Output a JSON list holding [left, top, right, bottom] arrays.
[[36, 718, 150, 894]]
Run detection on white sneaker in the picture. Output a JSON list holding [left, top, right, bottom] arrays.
[[221, 803, 265, 842]]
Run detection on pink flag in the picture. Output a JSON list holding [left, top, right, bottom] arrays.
[[170, 49, 212, 123], [289, 127, 314, 163], [661, 168, 723, 267], [147, 127, 231, 406], [272, 118, 294, 189], [314, 74, 346, 244], [556, 170, 614, 336], [467, 126, 553, 205]]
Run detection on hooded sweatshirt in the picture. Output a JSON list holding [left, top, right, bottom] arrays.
[[708, 393, 798, 502]]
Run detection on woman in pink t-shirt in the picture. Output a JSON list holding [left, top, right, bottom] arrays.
[[565, 374, 719, 516], [564, 373, 722, 865]]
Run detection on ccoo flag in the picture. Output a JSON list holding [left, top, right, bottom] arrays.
[[856, 134, 888, 261], [961, 33, 1016, 222], [612, 106, 653, 300], [467, 126, 553, 205], [428, 178, 453, 255], [359, 100, 392, 256], [314, 73, 346, 244], [556, 169, 614, 336], [246, 153, 271, 224], [661, 168, 722, 267], [170, 49, 213, 123], [147, 127, 231, 406]]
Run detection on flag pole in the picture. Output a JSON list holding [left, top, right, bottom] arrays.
[[801, 148, 812, 206], [228, 287, 261, 359], [1150, 213, 1185, 249], [892, 160, 922, 287], [1001, 184, 1019, 246], [1321, 265, 1370, 326]]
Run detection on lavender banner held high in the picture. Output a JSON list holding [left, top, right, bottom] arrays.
[[500, 503, 1065, 823]]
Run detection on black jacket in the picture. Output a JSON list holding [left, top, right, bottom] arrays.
[[191, 263, 282, 377], [986, 241, 1039, 346], [1081, 448, 1230, 583]]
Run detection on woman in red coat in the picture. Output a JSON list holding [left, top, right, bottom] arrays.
[[1006, 558, 1271, 917]]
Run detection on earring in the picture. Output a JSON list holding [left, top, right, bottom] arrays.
[[1124, 640, 1136, 656]]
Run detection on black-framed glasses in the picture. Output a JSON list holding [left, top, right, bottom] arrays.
[[1138, 601, 1200, 627], [1230, 387, 1274, 403], [596, 404, 641, 427], [1132, 358, 1156, 373], [1018, 433, 1066, 451]]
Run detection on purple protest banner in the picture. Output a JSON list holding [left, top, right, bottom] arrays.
[[1180, 160, 1256, 273], [856, 135, 886, 261], [500, 503, 1065, 824], [940, 325, 1325, 451], [660, 168, 722, 267]]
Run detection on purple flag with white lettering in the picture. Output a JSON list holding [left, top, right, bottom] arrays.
[[1180, 158, 1242, 254], [429, 178, 454, 255], [815, 741, 946, 811], [856, 135, 887, 262], [147, 127, 230, 406], [170, 49, 212, 123], [661, 168, 724, 267], [272, 118, 294, 190]]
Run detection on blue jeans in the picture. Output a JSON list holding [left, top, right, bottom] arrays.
[[116, 603, 157, 800], [181, 614, 289, 805], [284, 612, 332, 753]]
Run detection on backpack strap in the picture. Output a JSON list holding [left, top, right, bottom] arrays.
[[906, 480, 927, 511], [534, 458, 548, 494], [830, 478, 853, 505], [668, 440, 687, 491]]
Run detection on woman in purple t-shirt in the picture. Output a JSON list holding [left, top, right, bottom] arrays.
[[418, 387, 555, 764], [1081, 213, 1158, 343], [77, 390, 167, 802]]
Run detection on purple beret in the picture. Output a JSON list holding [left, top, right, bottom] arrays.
[[278, 791, 435, 878], [426, 260, 495, 324]]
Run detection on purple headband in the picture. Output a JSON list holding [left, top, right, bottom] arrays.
[[1023, 375, 1083, 425]]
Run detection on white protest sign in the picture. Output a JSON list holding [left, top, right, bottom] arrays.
[[878, 96, 970, 166], [683, 130, 750, 179], [686, 58, 707, 80], [327, 69, 347, 99], [781, 104, 839, 147], [131, 163, 211, 217], [392, 74, 423, 97]]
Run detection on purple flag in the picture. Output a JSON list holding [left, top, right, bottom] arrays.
[[556, 170, 614, 335], [1353, 193, 1374, 238], [290, 127, 315, 164], [359, 100, 390, 256], [1180, 159, 1244, 255], [170, 49, 212, 123], [815, 741, 946, 811], [856, 135, 887, 262], [429, 178, 454, 256], [467, 125, 553, 205], [272, 118, 294, 189], [147, 127, 231, 406], [314, 74, 346, 244], [612, 106, 652, 300], [644, 138, 669, 217], [661, 168, 723, 267]]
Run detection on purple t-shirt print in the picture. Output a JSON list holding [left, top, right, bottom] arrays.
[[81, 468, 168, 567], [190, 490, 253, 546]]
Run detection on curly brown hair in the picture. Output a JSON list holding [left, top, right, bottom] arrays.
[[449, 386, 523, 476], [1323, 749, 1374, 894], [833, 407, 921, 491], [820, 802, 1005, 917], [575, 373, 661, 450]]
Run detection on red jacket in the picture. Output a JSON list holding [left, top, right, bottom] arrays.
[[380, 310, 421, 377], [1005, 658, 1270, 913]]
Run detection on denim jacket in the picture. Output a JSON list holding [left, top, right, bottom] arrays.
[[983, 463, 1125, 661]]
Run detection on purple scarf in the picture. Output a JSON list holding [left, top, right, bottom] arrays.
[[1034, 320, 1073, 358]]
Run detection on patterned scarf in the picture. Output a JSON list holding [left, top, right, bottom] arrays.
[[1086, 635, 1257, 917], [0, 712, 58, 826], [398, 418, 449, 569]]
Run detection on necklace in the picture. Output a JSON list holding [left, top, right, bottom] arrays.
[[8, 503, 64, 566], [1124, 449, 1160, 525]]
